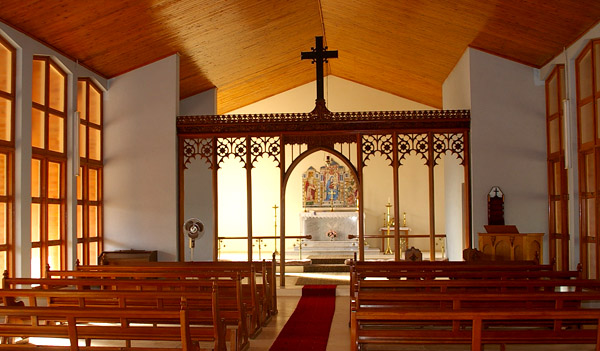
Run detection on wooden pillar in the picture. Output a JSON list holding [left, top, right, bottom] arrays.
[[279, 137, 286, 287], [464, 130, 472, 250], [357, 134, 365, 261], [178, 136, 185, 261], [212, 137, 219, 261], [428, 132, 436, 261], [392, 132, 400, 261], [246, 137, 253, 262]]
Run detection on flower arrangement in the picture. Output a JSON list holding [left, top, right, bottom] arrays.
[[326, 230, 337, 240]]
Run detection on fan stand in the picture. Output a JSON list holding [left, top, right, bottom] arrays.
[[189, 238, 196, 262]]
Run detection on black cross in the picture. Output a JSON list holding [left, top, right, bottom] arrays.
[[301, 36, 338, 102]]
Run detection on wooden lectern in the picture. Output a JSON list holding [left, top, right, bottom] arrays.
[[478, 225, 542, 262]]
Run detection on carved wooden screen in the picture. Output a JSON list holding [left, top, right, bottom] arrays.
[[178, 109, 470, 284]]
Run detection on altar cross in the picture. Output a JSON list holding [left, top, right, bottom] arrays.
[[301, 36, 338, 102]]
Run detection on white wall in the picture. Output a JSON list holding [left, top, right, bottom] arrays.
[[229, 76, 435, 114], [443, 49, 471, 110], [442, 49, 472, 261], [469, 48, 547, 260], [180, 88, 217, 115], [104, 55, 179, 261]]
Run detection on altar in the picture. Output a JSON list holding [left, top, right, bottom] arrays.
[[300, 211, 359, 241], [297, 211, 374, 256]]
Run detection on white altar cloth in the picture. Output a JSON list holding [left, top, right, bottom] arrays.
[[300, 211, 359, 241]]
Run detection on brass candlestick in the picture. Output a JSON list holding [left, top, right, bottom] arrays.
[[273, 204, 279, 256], [253, 238, 267, 260], [402, 212, 407, 227], [217, 239, 225, 260], [293, 239, 307, 260], [385, 202, 393, 255]]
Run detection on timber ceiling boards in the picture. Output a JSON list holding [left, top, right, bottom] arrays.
[[0, 0, 599, 113]]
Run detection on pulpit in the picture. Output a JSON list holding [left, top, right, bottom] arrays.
[[478, 225, 543, 262]]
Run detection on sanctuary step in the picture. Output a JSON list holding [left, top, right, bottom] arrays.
[[294, 240, 380, 257], [303, 258, 350, 273]]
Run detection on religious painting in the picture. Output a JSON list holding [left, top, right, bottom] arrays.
[[302, 158, 357, 208]]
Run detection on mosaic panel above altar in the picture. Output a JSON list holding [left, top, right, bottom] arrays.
[[302, 158, 357, 209]]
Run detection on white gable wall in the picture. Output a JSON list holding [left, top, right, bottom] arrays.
[[442, 49, 471, 260], [104, 55, 179, 261], [468, 48, 547, 258], [229, 76, 435, 114], [180, 88, 217, 115]]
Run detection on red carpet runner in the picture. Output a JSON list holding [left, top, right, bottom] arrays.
[[269, 285, 336, 351]]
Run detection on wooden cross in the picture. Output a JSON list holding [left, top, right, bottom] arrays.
[[301, 36, 338, 102]]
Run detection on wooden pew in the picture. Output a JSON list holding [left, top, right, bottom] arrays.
[[2, 275, 250, 350], [0, 286, 226, 351], [0, 305, 225, 350], [346, 260, 582, 324], [43, 264, 269, 335], [75, 257, 278, 317], [347, 260, 600, 350], [351, 308, 600, 351], [346, 260, 564, 299]]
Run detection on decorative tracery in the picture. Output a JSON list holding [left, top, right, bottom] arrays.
[[250, 137, 281, 167], [398, 134, 428, 166], [433, 133, 465, 166], [217, 137, 247, 167], [362, 134, 393, 166], [183, 138, 213, 169]]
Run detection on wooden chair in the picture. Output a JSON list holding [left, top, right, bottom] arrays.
[[404, 247, 422, 261]]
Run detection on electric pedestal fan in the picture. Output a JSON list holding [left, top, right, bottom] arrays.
[[183, 218, 204, 261]]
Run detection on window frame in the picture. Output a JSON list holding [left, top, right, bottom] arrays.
[[76, 78, 103, 266], [31, 56, 67, 275], [0, 35, 15, 278]]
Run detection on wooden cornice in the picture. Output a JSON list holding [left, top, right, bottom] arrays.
[[176, 109, 470, 136]]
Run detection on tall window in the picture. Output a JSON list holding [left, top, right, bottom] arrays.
[[31, 56, 67, 276], [0, 37, 14, 277], [76, 79, 103, 265], [545, 64, 569, 271], [577, 39, 600, 279]]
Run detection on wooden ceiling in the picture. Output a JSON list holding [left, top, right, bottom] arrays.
[[1, 0, 599, 113]]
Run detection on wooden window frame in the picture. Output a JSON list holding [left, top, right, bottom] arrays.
[[0, 36, 15, 278], [76, 78, 103, 265], [576, 39, 600, 279], [31, 56, 67, 274], [546, 64, 569, 271]]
